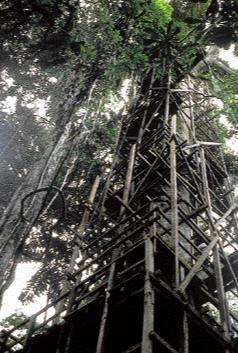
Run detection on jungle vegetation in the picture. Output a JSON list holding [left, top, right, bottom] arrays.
[[0, 0, 237, 317]]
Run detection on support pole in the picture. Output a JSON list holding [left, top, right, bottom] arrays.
[[55, 175, 101, 321], [150, 331, 178, 353], [164, 72, 171, 126], [138, 69, 155, 146], [170, 114, 179, 287], [165, 71, 179, 287], [200, 147, 231, 337], [179, 260, 189, 353], [121, 144, 137, 215], [142, 203, 156, 353], [96, 144, 136, 353], [177, 233, 220, 293], [95, 251, 117, 353], [187, 76, 195, 141], [70, 174, 101, 270], [181, 312, 189, 353]]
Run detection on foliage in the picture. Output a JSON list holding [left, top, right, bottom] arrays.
[[0, 0, 238, 310], [223, 148, 238, 178], [197, 69, 238, 179], [206, 70, 238, 128], [219, 70, 238, 126], [0, 311, 28, 350], [81, 0, 174, 84], [148, 0, 173, 27], [0, 312, 28, 330]]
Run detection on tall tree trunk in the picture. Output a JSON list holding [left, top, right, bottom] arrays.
[[0, 68, 100, 306]]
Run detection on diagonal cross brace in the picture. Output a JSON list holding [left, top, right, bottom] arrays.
[[215, 204, 237, 229], [177, 234, 220, 294]]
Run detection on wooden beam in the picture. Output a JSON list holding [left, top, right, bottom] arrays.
[[215, 204, 237, 229], [170, 113, 179, 287], [128, 157, 158, 205], [55, 175, 101, 321], [121, 343, 141, 353], [121, 144, 136, 212], [164, 72, 171, 125], [96, 143, 136, 353], [181, 311, 189, 353], [200, 147, 231, 336], [142, 203, 156, 353], [219, 239, 238, 294], [177, 233, 220, 293], [150, 331, 179, 353], [138, 68, 156, 146], [95, 249, 118, 353], [152, 277, 233, 347]]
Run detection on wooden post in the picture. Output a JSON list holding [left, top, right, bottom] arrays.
[[177, 233, 220, 293], [78, 174, 101, 234], [215, 204, 236, 229], [95, 251, 117, 353], [142, 203, 156, 353], [187, 76, 195, 141], [179, 259, 189, 353], [200, 147, 231, 337], [182, 312, 189, 353], [138, 69, 155, 146], [164, 72, 171, 126], [219, 239, 238, 293], [170, 113, 179, 287], [55, 175, 101, 321], [121, 144, 137, 214], [96, 144, 136, 353]]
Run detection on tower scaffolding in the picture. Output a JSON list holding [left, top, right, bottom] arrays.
[[1, 64, 238, 353]]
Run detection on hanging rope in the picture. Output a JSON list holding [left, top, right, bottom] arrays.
[[20, 186, 66, 229]]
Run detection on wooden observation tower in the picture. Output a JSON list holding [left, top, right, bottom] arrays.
[[1, 63, 238, 353]]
